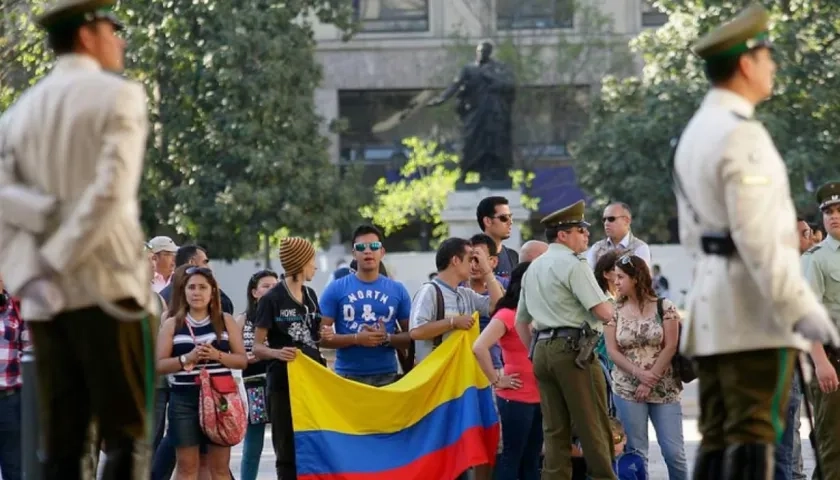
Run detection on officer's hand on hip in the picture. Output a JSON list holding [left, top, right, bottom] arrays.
[[794, 309, 840, 347]]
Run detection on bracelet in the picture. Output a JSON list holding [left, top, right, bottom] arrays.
[[354, 333, 359, 344], [449, 318, 455, 329]]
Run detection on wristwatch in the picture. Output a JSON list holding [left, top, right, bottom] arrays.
[[178, 354, 187, 367]]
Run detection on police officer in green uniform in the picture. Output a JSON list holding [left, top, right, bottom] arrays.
[[674, 4, 840, 479], [803, 181, 840, 480], [514, 200, 616, 480]]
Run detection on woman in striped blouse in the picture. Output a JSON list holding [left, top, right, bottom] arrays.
[[157, 266, 247, 480]]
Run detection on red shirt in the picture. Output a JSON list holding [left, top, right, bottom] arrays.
[[494, 308, 540, 404]]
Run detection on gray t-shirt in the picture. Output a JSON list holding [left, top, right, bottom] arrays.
[[409, 280, 491, 363]]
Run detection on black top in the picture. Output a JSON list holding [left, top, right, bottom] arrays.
[[494, 245, 519, 279], [254, 280, 324, 393], [242, 314, 268, 378], [160, 283, 235, 315]]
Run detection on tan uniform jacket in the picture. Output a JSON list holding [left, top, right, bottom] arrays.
[[0, 54, 155, 320], [674, 88, 819, 356]]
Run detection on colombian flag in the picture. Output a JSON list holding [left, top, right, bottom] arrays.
[[288, 320, 500, 480]]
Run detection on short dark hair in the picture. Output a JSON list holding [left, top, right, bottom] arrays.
[[476, 196, 509, 231], [609, 201, 633, 217], [351, 224, 383, 244], [435, 237, 471, 271], [469, 233, 498, 256], [797, 215, 807, 223], [175, 244, 207, 267], [46, 24, 81, 55], [704, 49, 762, 85]]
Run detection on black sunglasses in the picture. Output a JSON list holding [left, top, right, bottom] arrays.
[[603, 215, 627, 223]]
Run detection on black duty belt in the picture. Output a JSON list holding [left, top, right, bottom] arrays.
[[536, 327, 581, 342]]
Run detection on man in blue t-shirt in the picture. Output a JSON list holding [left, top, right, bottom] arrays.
[[319, 225, 412, 387]]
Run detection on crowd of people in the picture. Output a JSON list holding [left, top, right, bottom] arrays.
[[5, 1, 840, 480]]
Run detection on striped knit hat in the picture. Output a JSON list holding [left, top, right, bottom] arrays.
[[279, 237, 315, 276]]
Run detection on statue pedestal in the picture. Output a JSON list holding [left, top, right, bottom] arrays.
[[440, 188, 529, 251]]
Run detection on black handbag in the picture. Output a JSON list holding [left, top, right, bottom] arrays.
[[656, 298, 698, 383]]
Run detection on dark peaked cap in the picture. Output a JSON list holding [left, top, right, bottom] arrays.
[[816, 181, 840, 211], [541, 200, 590, 228], [37, 0, 123, 31], [692, 3, 771, 62]]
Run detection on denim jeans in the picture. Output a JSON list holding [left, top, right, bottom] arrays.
[[0, 389, 22, 480], [775, 375, 803, 480], [240, 422, 267, 480], [613, 395, 688, 480], [494, 397, 543, 480], [152, 386, 169, 454]]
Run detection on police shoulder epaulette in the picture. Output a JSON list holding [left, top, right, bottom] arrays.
[[805, 245, 822, 255]]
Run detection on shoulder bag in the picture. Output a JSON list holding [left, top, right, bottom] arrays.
[[186, 322, 247, 445], [656, 298, 698, 383]]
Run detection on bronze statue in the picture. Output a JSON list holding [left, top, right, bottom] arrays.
[[427, 41, 516, 189]]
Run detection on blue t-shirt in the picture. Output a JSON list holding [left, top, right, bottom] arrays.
[[319, 274, 412, 376]]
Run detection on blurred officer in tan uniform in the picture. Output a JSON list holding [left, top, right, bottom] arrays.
[[673, 4, 840, 479], [0, 0, 156, 478], [515, 200, 616, 480], [803, 181, 840, 480]]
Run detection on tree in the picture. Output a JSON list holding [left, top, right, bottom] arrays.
[[573, 0, 840, 241], [0, 0, 49, 111], [360, 137, 459, 251], [123, 0, 365, 260], [360, 137, 538, 249], [2, 0, 364, 261]]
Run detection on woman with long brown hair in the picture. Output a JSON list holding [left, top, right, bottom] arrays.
[[156, 267, 247, 480], [605, 254, 687, 479]]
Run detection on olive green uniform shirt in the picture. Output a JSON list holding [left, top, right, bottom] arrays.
[[804, 235, 840, 327], [516, 243, 608, 332]]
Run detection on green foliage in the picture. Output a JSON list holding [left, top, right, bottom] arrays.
[[573, 0, 840, 240], [1, 0, 363, 260], [0, 0, 49, 111], [360, 137, 538, 245], [360, 137, 459, 243]]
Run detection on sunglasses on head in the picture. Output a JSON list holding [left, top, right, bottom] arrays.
[[353, 241, 382, 252], [186, 266, 213, 276], [618, 254, 635, 266]]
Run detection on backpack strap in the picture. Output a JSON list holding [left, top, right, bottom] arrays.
[[429, 281, 446, 347], [656, 297, 664, 324]]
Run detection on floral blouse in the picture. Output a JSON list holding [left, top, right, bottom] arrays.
[[609, 298, 682, 403]]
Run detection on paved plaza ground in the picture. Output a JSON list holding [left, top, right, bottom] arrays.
[[228, 382, 818, 479]]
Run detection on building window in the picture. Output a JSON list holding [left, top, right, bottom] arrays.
[[641, 1, 668, 27], [497, 0, 574, 30], [338, 89, 445, 165], [353, 0, 429, 33]]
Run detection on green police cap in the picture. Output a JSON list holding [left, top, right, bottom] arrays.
[[541, 200, 590, 228], [36, 0, 123, 32], [692, 3, 771, 63], [816, 181, 840, 211]]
